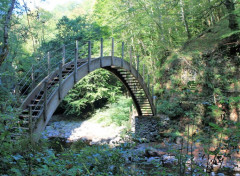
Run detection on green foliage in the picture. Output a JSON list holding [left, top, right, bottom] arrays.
[[60, 69, 124, 117], [90, 96, 132, 126], [157, 99, 184, 118]]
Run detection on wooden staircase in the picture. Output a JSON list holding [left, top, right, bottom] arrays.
[[14, 60, 87, 138], [116, 68, 153, 116]]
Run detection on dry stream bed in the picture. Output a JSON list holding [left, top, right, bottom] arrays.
[[42, 115, 240, 175]]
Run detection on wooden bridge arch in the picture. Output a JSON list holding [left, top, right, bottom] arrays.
[[19, 54, 155, 138]]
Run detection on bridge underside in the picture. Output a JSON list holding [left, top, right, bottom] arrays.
[[18, 56, 155, 139]]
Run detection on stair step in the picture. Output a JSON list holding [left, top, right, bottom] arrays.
[[31, 99, 42, 102], [62, 70, 71, 74], [124, 78, 137, 80], [13, 127, 29, 130], [35, 94, 44, 99], [28, 104, 43, 107], [19, 115, 39, 119], [22, 109, 29, 114]]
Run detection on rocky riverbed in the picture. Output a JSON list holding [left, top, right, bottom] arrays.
[[42, 114, 126, 145], [42, 114, 240, 176]]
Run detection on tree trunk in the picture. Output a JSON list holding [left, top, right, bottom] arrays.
[[208, 0, 216, 25], [0, 0, 16, 67], [179, 0, 191, 39], [224, 0, 239, 30]]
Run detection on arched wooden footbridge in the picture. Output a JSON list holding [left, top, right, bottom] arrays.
[[16, 39, 156, 138]]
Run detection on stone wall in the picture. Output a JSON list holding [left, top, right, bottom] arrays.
[[131, 115, 169, 142]]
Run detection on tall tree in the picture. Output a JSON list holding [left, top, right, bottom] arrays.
[[0, 0, 16, 67], [224, 0, 239, 30], [179, 0, 191, 39]]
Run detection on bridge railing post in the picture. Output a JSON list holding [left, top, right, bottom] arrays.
[[143, 64, 145, 83], [47, 52, 50, 75], [100, 38, 103, 67], [130, 47, 132, 73], [44, 80, 48, 121], [88, 41, 91, 72], [121, 42, 124, 67], [28, 105, 33, 143], [62, 44, 65, 65], [152, 85, 156, 115], [74, 40, 78, 83], [15, 83, 20, 104], [147, 74, 150, 93], [31, 65, 35, 91], [137, 56, 139, 79], [111, 38, 114, 65], [58, 61, 62, 100]]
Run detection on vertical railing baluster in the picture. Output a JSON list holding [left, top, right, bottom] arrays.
[[31, 65, 35, 90], [130, 47, 132, 72], [152, 85, 156, 115], [137, 56, 139, 79], [121, 42, 124, 67], [74, 41, 78, 83], [58, 62, 62, 100], [143, 64, 145, 82], [28, 105, 33, 143], [111, 38, 114, 65], [152, 85, 154, 101], [47, 52, 50, 75], [15, 83, 20, 103], [100, 38, 103, 67], [88, 41, 91, 72], [62, 44, 65, 65], [147, 74, 150, 92], [44, 80, 47, 121]]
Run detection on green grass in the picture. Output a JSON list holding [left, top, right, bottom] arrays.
[[89, 96, 133, 126]]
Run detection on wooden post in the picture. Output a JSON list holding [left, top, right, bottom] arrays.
[[147, 75, 150, 92], [152, 85, 154, 101], [137, 56, 139, 79], [143, 64, 145, 82], [28, 105, 33, 142], [15, 83, 20, 103], [111, 38, 114, 66], [100, 38, 103, 67], [130, 47, 132, 72], [47, 52, 50, 75], [74, 41, 78, 83], [31, 65, 35, 90], [88, 41, 91, 72], [58, 62, 62, 100], [62, 44, 65, 65], [152, 85, 156, 115], [28, 104, 33, 176], [121, 42, 124, 67], [44, 80, 47, 121]]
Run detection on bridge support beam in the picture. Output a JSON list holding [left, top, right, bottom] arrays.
[[43, 80, 47, 121], [111, 38, 114, 65], [121, 42, 124, 67], [62, 44, 65, 65], [74, 41, 78, 83], [88, 41, 91, 72], [58, 62, 62, 100], [100, 38, 103, 67]]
